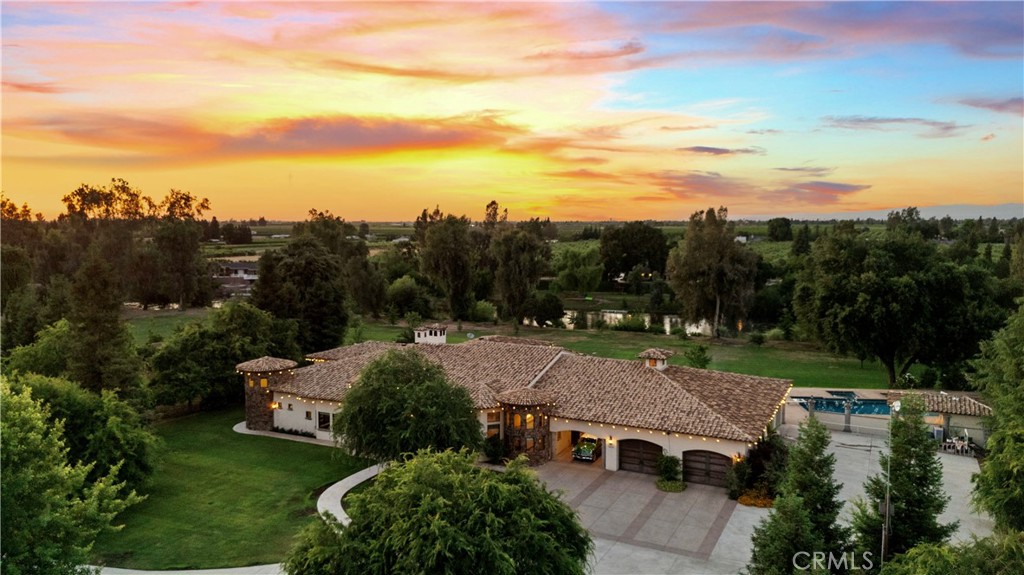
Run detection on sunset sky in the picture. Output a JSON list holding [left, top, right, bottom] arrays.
[[3, 1, 1022, 221]]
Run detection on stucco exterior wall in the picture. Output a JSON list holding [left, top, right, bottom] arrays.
[[273, 394, 340, 441], [549, 417, 749, 472]]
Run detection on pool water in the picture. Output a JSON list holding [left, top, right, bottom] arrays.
[[793, 397, 891, 416]]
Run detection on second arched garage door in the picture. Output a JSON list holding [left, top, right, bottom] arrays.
[[683, 450, 731, 487], [618, 439, 663, 474]]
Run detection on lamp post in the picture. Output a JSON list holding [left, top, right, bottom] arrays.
[[881, 400, 901, 567]]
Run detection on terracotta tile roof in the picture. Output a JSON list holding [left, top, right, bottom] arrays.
[[305, 341, 399, 362], [266, 339, 791, 441], [887, 391, 992, 417], [533, 355, 786, 442], [412, 340, 564, 407], [477, 335, 557, 347], [235, 356, 297, 372], [495, 387, 557, 406], [662, 366, 791, 442], [638, 348, 674, 360]]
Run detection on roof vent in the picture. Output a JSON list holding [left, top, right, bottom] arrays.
[[414, 323, 448, 345], [637, 348, 674, 371]]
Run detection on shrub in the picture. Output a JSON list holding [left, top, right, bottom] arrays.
[[656, 454, 681, 482], [726, 459, 750, 500], [469, 300, 496, 323], [610, 315, 648, 332], [483, 434, 506, 464], [749, 332, 766, 346], [273, 426, 316, 438], [764, 327, 786, 341], [571, 311, 588, 330], [671, 327, 689, 340], [656, 479, 686, 493], [746, 426, 789, 498], [683, 344, 712, 369], [737, 485, 775, 508]]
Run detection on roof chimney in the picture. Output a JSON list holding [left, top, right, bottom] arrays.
[[414, 323, 448, 345], [638, 348, 674, 371]]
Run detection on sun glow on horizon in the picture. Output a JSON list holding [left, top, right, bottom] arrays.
[[2, 2, 1021, 221]]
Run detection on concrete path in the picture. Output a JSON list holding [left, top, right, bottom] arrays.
[[316, 463, 384, 525]]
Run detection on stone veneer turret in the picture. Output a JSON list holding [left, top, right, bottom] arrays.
[[236, 356, 298, 431], [497, 388, 556, 466]]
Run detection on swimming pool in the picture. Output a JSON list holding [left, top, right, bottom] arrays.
[[793, 397, 891, 416]]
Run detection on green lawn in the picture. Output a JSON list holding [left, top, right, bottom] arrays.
[[124, 308, 211, 345], [91, 408, 367, 570], [354, 319, 891, 389]]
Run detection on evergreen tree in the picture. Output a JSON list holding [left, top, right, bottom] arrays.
[[65, 248, 144, 400], [971, 302, 1024, 531], [780, 415, 851, 562], [851, 396, 957, 568], [746, 494, 824, 575], [791, 224, 812, 256]]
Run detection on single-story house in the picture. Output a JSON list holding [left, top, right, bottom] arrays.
[[236, 328, 791, 487], [887, 391, 992, 446]]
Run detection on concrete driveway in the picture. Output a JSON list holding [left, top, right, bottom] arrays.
[[535, 460, 752, 574], [536, 429, 993, 575]]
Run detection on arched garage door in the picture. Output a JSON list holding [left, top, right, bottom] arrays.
[[619, 439, 663, 474], [683, 450, 731, 487]]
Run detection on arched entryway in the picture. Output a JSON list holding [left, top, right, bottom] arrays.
[[618, 439, 664, 474], [683, 450, 731, 487]]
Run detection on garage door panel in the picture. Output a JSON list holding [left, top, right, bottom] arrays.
[[684, 450, 731, 487], [619, 439, 663, 474]]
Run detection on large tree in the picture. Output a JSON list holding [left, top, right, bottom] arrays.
[[551, 245, 603, 294], [252, 236, 348, 352], [420, 215, 475, 320], [667, 207, 758, 337], [7, 373, 157, 493], [151, 301, 300, 407], [65, 248, 144, 400], [793, 227, 1004, 386], [779, 415, 851, 562], [599, 221, 669, 280], [490, 227, 549, 325], [746, 493, 824, 575], [971, 302, 1024, 531], [284, 450, 593, 575], [878, 531, 1024, 575], [332, 349, 482, 462], [851, 396, 957, 567], [1, 380, 142, 575]]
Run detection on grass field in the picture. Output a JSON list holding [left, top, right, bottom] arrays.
[[91, 408, 366, 570], [124, 308, 211, 345], [354, 319, 891, 389]]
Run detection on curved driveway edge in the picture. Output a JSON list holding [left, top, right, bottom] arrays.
[[316, 464, 385, 525], [99, 565, 284, 575]]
